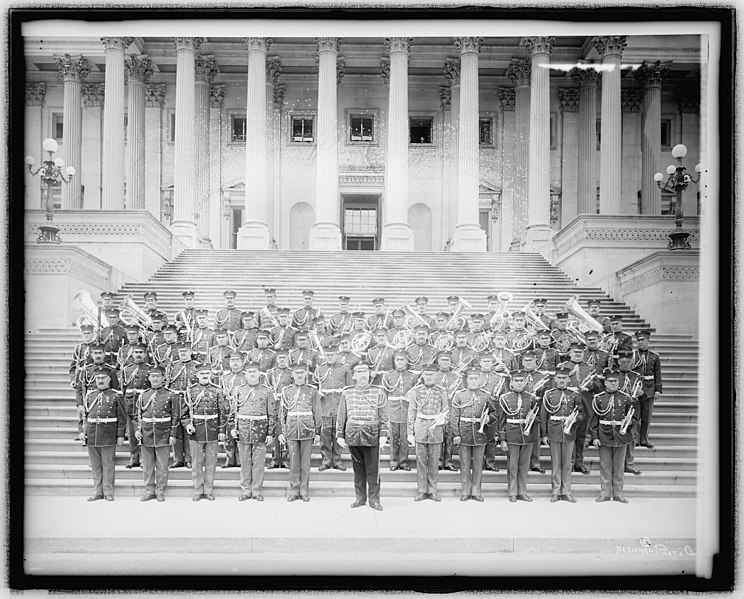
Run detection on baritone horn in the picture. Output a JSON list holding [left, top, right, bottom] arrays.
[[489, 291, 513, 331], [72, 289, 109, 330], [563, 295, 605, 335], [119, 294, 154, 329]]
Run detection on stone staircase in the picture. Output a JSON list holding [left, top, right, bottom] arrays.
[[25, 250, 699, 499]]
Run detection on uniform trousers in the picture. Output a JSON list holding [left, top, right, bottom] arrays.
[[439, 426, 456, 469], [320, 416, 343, 467], [624, 419, 639, 469], [126, 412, 140, 464], [507, 443, 533, 496], [142, 445, 170, 495], [172, 423, 192, 464], [287, 439, 312, 497], [549, 440, 575, 495], [270, 436, 288, 467], [189, 440, 218, 495], [223, 435, 240, 467], [458, 444, 486, 497], [388, 422, 409, 467], [639, 397, 655, 445], [349, 445, 381, 505], [598, 444, 628, 498], [530, 440, 542, 469], [415, 442, 440, 494], [483, 423, 499, 469], [572, 397, 591, 469], [238, 442, 266, 495], [87, 445, 116, 497]]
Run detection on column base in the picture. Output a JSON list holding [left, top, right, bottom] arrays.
[[381, 223, 414, 251], [451, 224, 487, 252], [236, 222, 273, 250], [309, 223, 342, 251], [523, 224, 553, 253], [169, 221, 200, 249]]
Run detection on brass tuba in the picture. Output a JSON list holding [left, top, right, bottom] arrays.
[[119, 294, 154, 330], [489, 292, 513, 332], [563, 295, 605, 337], [523, 301, 551, 333], [72, 289, 109, 330]]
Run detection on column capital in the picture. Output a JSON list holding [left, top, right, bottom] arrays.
[[380, 56, 390, 85], [677, 90, 700, 114], [55, 54, 91, 83], [454, 37, 482, 55], [336, 57, 346, 84], [195, 54, 220, 83], [443, 57, 460, 87], [316, 37, 340, 53], [558, 87, 580, 112], [210, 83, 226, 108], [245, 37, 272, 53], [101, 37, 134, 51], [594, 36, 628, 59], [273, 84, 286, 109], [634, 60, 671, 89], [125, 53, 154, 84], [498, 87, 515, 111], [145, 83, 166, 107], [266, 56, 282, 86], [521, 36, 555, 56], [439, 85, 452, 110], [82, 83, 105, 107], [173, 37, 205, 53], [569, 65, 601, 88], [506, 57, 531, 87], [385, 37, 413, 54], [621, 88, 643, 113], [25, 82, 46, 106]]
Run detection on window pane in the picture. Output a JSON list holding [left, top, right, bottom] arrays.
[[304, 118, 313, 140], [232, 116, 246, 142], [479, 118, 492, 145], [410, 117, 432, 144]]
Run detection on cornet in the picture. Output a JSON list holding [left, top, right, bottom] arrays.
[[563, 407, 580, 434], [477, 402, 490, 434]]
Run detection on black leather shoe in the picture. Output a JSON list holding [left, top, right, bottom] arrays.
[[390, 465, 399, 471], [414, 493, 428, 502], [485, 465, 499, 472], [192, 494, 202, 502], [253, 494, 264, 502], [140, 493, 156, 502], [238, 494, 251, 501], [318, 464, 330, 471], [267, 462, 279, 469], [642, 443, 655, 449], [185, 462, 192, 469], [613, 496, 629, 504], [459, 495, 469, 502], [126, 462, 140, 469], [204, 493, 215, 501], [562, 495, 577, 503], [333, 464, 347, 471], [287, 495, 299, 502], [444, 465, 458, 471], [350, 499, 366, 508], [595, 495, 611, 502], [220, 463, 233, 469], [400, 464, 411, 471], [87, 494, 104, 502], [170, 462, 185, 469], [530, 467, 546, 474], [517, 494, 532, 502], [370, 503, 383, 511], [625, 467, 642, 475], [104, 495, 114, 502], [550, 494, 560, 503], [156, 494, 165, 502], [300, 495, 310, 502], [429, 493, 442, 502], [508, 495, 517, 503], [471, 495, 484, 502], [574, 466, 590, 475]]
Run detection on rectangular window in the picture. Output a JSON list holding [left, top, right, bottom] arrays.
[[291, 116, 314, 142], [168, 111, 176, 143], [479, 117, 494, 146], [661, 118, 672, 148], [231, 113, 247, 143], [410, 117, 433, 144], [349, 115, 375, 142], [52, 113, 63, 141], [344, 207, 377, 235]]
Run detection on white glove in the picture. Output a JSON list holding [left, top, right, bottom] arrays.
[[337, 436, 347, 449]]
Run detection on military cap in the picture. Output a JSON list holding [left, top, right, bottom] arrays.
[[455, 330, 467, 337], [214, 328, 229, 336], [372, 298, 385, 305], [132, 342, 148, 350], [338, 295, 351, 302], [511, 311, 526, 318], [256, 329, 271, 338], [510, 369, 528, 379], [537, 330, 552, 338], [93, 366, 111, 376], [436, 311, 450, 319], [470, 313, 485, 320], [392, 309, 406, 317], [466, 368, 482, 377], [555, 312, 570, 320], [436, 350, 452, 359], [324, 343, 339, 352], [152, 311, 167, 321], [392, 350, 409, 359], [533, 298, 547, 305], [223, 290, 237, 298], [228, 350, 245, 360], [486, 295, 499, 302], [125, 325, 139, 333], [587, 299, 601, 307], [292, 363, 309, 372], [104, 308, 120, 316], [89, 343, 106, 351], [149, 365, 166, 375], [352, 362, 370, 372], [375, 327, 389, 335], [176, 342, 192, 351], [584, 330, 600, 339], [617, 350, 633, 360], [555, 365, 573, 376], [182, 290, 195, 298], [264, 288, 276, 294], [241, 311, 255, 318], [352, 312, 365, 319], [294, 330, 309, 339], [195, 363, 211, 373], [244, 361, 261, 370], [415, 296, 428, 303], [635, 329, 651, 339], [100, 291, 115, 299], [301, 290, 315, 297], [446, 296, 460, 303], [477, 352, 494, 361], [414, 324, 429, 332], [163, 324, 178, 333], [610, 314, 623, 322], [278, 307, 291, 315], [569, 341, 586, 350], [492, 329, 507, 337], [421, 364, 438, 373], [195, 308, 209, 316], [275, 348, 289, 357], [80, 324, 95, 333], [143, 291, 158, 300], [522, 350, 537, 359], [603, 369, 620, 381]]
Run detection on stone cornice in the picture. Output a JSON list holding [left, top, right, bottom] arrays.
[[558, 87, 579, 112], [125, 53, 154, 84], [82, 83, 105, 107], [25, 82, 46, 106], [55, 54, 90, 83], [617, 250, 700, 296], [506, 58, 531, 87]]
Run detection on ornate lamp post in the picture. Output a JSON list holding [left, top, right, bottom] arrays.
[[25, 138, 75, 244], [654, 143, 703, 250]]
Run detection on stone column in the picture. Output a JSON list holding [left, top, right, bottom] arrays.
[[498, 88, 516, 252], [451, 37, 486, 252], [310, 37, 342, 250], [678, 91, 701, 218], [238, 37, 272, 249], [595, 36, 627, 214], [124, 54, 153, 211], [636, 60, 670, 214], [195, 54, 220, 245], [81, 83, 104, 210], [570, 66, 601, 215], [558, 87, 580, 225], [209, 84, 226, 247], [272, 82, 286, 247], [56, 54, 90, 209], [266, 56, 282, 243], [25, 83, 46, 210], [170, 37, 203, 247], [506, 58, 531, 249], [101, 37, 133, 210], [438, 83, 452, 249], [381, 37, 414, 251], [144, 84, 165, 220], [621, 89, 642, 214], [443, 58, 460, 246], [521, 36, 554, 250]]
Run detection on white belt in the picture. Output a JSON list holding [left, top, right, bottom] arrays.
[[550, 416, 568, 421], [288, 411, 313, 416], [87, 417, 117, 423], [237, 414, 267, 420], [600, 420, 623, 426], [388, 396, 407, 402], [642, 376, 654, 380], [142, 416, 171, 423], [321, 389, 344, 393], [125, 389, 146, 395], [460, 417, 480, 423], [349, 418, 376, 424], [417, 414, 438, 420], [192, 414, 218, 420], [507, 418, 526, 424]]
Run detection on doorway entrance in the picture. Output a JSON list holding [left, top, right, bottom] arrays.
[[342, 195, 379, 250]]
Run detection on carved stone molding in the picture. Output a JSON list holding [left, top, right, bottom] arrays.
[[194, 54, 220, 84], [634, 60, 671, 89], [454, 37, 482, 54], [145, 83, 166, 107], [273, 84, 286, 109], [521, 36, 554, 56], [125, 54, 154, 84], [558, 87, 580, 112], [25, 257, 108, 289], [443, 58, 460, 86], [439, 85, 452, 110], [569, 66, 601, 88], [82, 83, 105, 107], [266, 56, 282, 86], [25, 82, 46, 106], [506, 58, 531, 87], [173, 37, 205, 53], [316, 37, 340, 53], [621, 88, 643, 113], [209, 84, 226, 108], [336, 57, 346, 84], [498, 87, 515, 111], [594, 36, 628, 58], [621, 264, 699, 296], [380, 57, 390, 85], [101, 37, 134, 51], [339, 172, 385, 187], [55, 54, 91, 83]]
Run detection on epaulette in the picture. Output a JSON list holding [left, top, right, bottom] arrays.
[[593, 392, 602, 399], [209, 382, 221, 388], [112, 389, 123, 395]]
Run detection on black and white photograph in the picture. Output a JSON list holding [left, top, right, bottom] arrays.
[[6, 2, 735, 595]]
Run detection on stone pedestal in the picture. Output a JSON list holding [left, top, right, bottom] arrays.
[[381, 223, 414, 251], [309, 222, 343, 251], [523, 223, 553, 253], [236, 223, 274, 250], [451, 223, 487, 252]]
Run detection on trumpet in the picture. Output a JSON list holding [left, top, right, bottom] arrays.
[[629, 377, 643, 398], [532, 375, 551, 395], [562, 406, 579, 434], [477, 402, 490, 434], [569, 371, 598, 393], [523, 402, 540, 436], [489, 291, 513, 331], [428, 407, 449, 431], [620, 406, 634, 435], [452, 353, 476, 377]]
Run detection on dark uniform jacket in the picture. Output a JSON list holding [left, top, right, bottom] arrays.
[[182, 382, 227, 443], [367, 345, 395, 375], [265, 366, 293, 398], [221, 371, 248, 407], [557, 360, 600, 402], [233, 328, 258, 353], [278, 383, 321, 440], [175, 307, 197, 336], [121, 362, 151, 416], [433, 369, 464, 399], [480, 370, 508, 397], [258, 305, 279, 330], [336, 385, 388, 446], [329, 311, 353, 336], [215, 307, 243, 333], [633, 349, 663, 398], [289, 347, 319, 370], [77, 362, 119, 405], [407, 343, 437, 371], [497, 391, 540, 445], [136, 386, 180, 447], [450, 388, 494, 446], [406, 384, 448, 444], [270, 325, 295, 351], [229, 383, 276, 445], [588, 390, 637, 447], [208, 345, 232, 376], [539, 387, 584, 442], [83, 388, 126, 447], [152, 342, 178, 369], [613, 369, 644, 400], [292, 307, 321, 331], [613, 331, 634, 353], [246, 347, 276, 372], [523, 369, 553, 397], [535, 347, 559, 372], [314, 362, 353, 418], [116, 342, 150, 370], [367, 313, 393, 332], [191, 326, 214, 358], [338, 350, 361, 370], [146, 331, 166, 356], [382, 369, 417, 424], [586, 347, 611, 372], [491, 347, 518, 372], [450, 345, 476, 371], [69, 342, 93, 385], [167, 359, 199, 393], [101, 324, 127, 363]]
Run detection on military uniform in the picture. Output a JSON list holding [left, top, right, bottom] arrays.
[[497, 389, 540, 499], [258, 304, 280, 330], [614, 368, 644, 471], [182, 380, 228, 499], [146, 330, 166, 357], [523, 368, 553, 471], [491, 347, 518, 372], [381, 368, 417, 469], [329, 310, 353, 337], [221, 370, 247, 467], [450, 387, 495, 500], [338, 349, 361, 370], [558, 359, 600, 473], [208, 344, 232, 380], [265, 363, 293, 467], [174, 307, 198, 342], [367, 312, 393, 332], [152, 341, 178, 369], [465, 330, 491, 352], [540, 387, 584, 499], [633, 346, 663, 446], [481, 370, 509, 471], [230, 381, 276, 499], [100, 323, 127, 365], [535, 346, 559, 372], [270, 324, 295, 351], [78, 361, 119, 438], [82, 386, 126, 499], [120, 362, 151, 467], [215, 307, 243, 335], [245, 346, 277, 372], [136, 385, 180, 499], [166, 358, 198, 466], [336, 383, 388, 507], [233, 327, 259, 353], [278, 382, 321, 500], [406, 382, 448, 498], [191, 326, 214, 363], [292, 306, 321, 331], [433, 368, 463, 470], [289, 346, 319, 370], [314, 361, 353, 469], [586, 346, 611, 372], [407, 342, 437, 373], [450, 345, 476, 372], [69, 339, 93, 434], [367, 345, 395, 382]]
